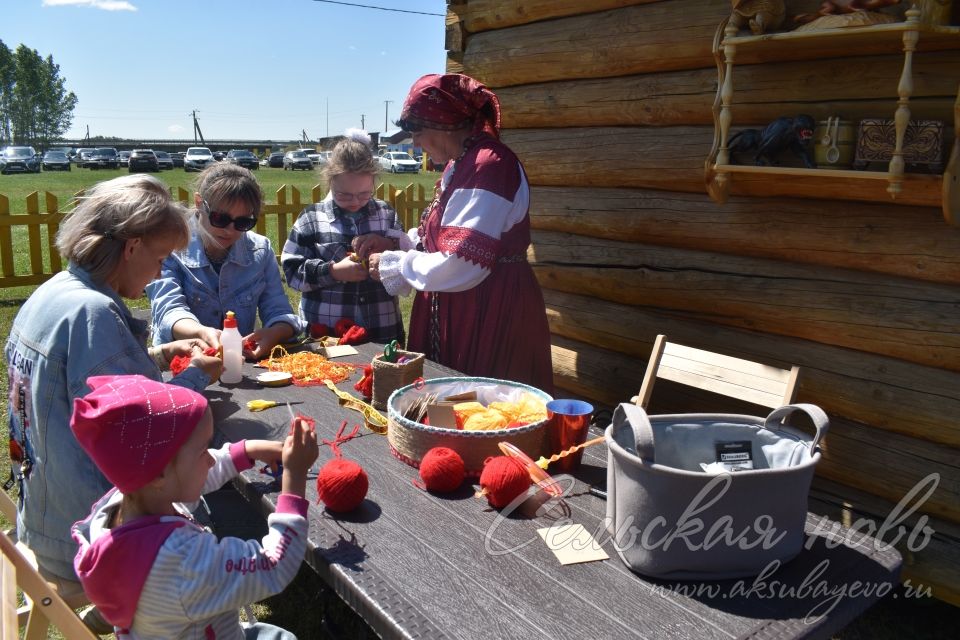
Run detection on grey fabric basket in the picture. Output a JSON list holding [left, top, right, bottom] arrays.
[[604, 403, 828, 580]]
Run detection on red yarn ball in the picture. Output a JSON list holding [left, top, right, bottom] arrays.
[[479, 456, 530, 509], [317, 458, 368, 512], [419, 447, 466, 493]]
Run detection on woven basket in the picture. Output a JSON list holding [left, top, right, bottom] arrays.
[[371, 350, 425, 410], [387, 376, 553, 476]]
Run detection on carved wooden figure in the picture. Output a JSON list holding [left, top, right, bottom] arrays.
[[730, 0, 786, 34]]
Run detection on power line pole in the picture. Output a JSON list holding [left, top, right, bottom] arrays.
[[361, 114, 365, 130], [384, 100, 393, 131]]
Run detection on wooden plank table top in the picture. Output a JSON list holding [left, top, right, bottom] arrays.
[[208, 343, 901, 640]]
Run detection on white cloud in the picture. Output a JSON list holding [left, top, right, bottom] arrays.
[[348, 45, 357, 51], [167, 124, 184, 133], [43, 0, 137, 11]]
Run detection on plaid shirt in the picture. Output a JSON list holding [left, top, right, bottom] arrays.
[[281, 194, 405, 344]]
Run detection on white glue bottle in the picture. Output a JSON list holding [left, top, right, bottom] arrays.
[[220, 311, 243, 384]]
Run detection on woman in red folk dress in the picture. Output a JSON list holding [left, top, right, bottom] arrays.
[[365, 73, 553, 393]]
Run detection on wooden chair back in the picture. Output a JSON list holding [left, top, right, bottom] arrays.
[[0, 490, 97, 640], [635, 334, 800, 410]]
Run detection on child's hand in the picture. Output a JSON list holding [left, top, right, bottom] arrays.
[[245, 439, 283, 468], [282, 418, 319, 497]]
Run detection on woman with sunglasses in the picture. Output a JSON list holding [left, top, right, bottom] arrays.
[[367, 73, 552, 392], [281, 129, 405, 344], [147, 163, 301, 360]]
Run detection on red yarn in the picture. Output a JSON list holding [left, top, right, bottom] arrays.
[[479, 456, 530, 508], [338, 325, 368, 345], [169, 354, 191, 376], [317, 459, 368, 512], [353, 364, 373, 398], [309, 323, 330, 339], [334, 318, 355, 338], [169, 345, 220, 376], [417, 447, 465, 493]]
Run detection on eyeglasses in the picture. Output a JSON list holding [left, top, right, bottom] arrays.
[[332, 191, 373, 203], [202, 200, 257, 232]]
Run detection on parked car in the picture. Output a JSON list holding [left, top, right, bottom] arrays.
[[0, 146, 41, 174], [128, 148, 159, 173], [226, 149, 259, 170], [283, 150, 312, 171], [155, 150, 174, 170], [170, 152, 185, 168], [212, 151, 226, 162], [75, 148, 95, 167], [301, 149, 322, 166], [267, 151, 285, 168], [88, 147, 119, 170], [41, 150, 71, 171], [117, 150, 131, 168], [378, 151, 419, 174], [184, 146, 215, 172]]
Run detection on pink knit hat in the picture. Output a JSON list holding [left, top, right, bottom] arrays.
[[71, 375, 209, 493]]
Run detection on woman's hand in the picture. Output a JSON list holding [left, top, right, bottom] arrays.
[[367, 253, 382, 282], [331, 255, 369, 282], [352, 234, 394, 260], [163, 338, 211, 362], [186, 342, 223, 384], [171, 319, 221, 350], [242, 324, 294, 360]]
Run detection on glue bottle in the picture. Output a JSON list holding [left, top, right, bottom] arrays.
[[220, 311, 243, 384]]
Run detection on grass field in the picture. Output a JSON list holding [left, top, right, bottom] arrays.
[[1, 168, 958, 637]]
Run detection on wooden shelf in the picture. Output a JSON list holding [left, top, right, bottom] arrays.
[[707, 163, 943, 208], [706, 7, 960, 225], [727, 22, 960, 65]]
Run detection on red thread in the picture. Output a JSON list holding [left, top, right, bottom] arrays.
[[316, 420, 368, 512], [338, 325, 368, 346], [415, 447, 465, 493], [478, 455, 530, 509], [334, 318, 355, 338], [353, 364, 373, 398], [309, 323, 330, 339]]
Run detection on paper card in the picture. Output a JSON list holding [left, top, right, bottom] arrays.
[[537, 524, 610, 565], [322, 345, 359, 358], [426, 402, 458, 429], [442, 391, 477, 402]]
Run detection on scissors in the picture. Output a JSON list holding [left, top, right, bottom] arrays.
[[383, 339, 399, 363]]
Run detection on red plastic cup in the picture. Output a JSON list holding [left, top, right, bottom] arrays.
[[546, 399, 594, 473]]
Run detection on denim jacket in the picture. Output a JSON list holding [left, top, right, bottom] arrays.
[[146, 225, 301, 344], [4, 263, 209, 580]]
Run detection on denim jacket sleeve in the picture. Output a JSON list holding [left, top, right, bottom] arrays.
[[146, 255, 200, 345]]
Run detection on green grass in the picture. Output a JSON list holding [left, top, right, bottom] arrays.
[[1, 170, 958, 637], [0, 165, 438, 216]]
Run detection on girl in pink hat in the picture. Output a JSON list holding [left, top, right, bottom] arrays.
[[71, 375, 318, 639]]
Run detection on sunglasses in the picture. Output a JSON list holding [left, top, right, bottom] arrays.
[[202, 200, 257, 232], [395, 118, 422, 133]]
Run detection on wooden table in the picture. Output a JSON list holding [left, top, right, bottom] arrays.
[[207, 343, 901, 640]]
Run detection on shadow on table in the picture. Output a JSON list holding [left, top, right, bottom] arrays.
[[633, 527, 901, 630]]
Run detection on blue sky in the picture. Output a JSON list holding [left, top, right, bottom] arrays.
[[1, 0, 446, 141]]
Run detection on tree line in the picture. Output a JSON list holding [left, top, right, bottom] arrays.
[[0, 39, 77, 150]]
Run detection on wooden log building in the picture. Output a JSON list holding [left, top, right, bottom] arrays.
[[445, 0, 960, 604]]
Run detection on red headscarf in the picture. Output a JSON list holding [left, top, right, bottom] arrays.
[[399, 73, 501, 138]]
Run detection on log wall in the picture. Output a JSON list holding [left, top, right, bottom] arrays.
[[447, 0, 960, 604]]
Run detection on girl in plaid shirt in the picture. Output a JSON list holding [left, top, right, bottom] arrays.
[[281, 130, 405, 344]]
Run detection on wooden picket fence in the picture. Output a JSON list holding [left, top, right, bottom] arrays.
[[0, 183, 430, 290]]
